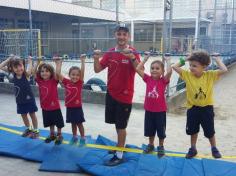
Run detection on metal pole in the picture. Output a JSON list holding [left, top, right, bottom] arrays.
[[116, 0, 119, 24], [162, 0, 168, 56], [212, 0, 217, 52], [28, 0, 33, 56], [196, 0, 201, 50], [229, 0, 235, 52], [168, 0, 173, 53]]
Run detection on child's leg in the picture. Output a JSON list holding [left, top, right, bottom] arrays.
[[77, 123, 85, 138], [190, 133, 198, 148], [29, 112, 38, 129], [71, 123, 77, 137], [209, 135, 216, 147], [149, 136, 155, 146], [21, 114, 30, 128], [159, 138, 164, 147], [57, 127, 62, 136], [50, 125, 55, 136]]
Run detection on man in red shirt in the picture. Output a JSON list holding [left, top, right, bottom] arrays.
[[93, 24, 140, 166]]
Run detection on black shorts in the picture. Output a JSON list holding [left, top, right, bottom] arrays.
[[144, 111, 166, 139], [105, 92, 132, 129], [66, 107, 85, 124], [42, 109, 64, 129], [186, 105, 215, 138], [17, 100, 38, 114]]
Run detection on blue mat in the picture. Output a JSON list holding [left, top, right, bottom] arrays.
[[39, 145, 90, 173], [135, 155, 185, 176], [1, 123, 236, 176], [203, 159, 236, 176]]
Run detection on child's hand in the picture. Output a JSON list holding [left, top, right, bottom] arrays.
[[28, 56, 33, 62], [164, 53, 171, 62], [185, 53, 191, 61], [122, 48, 136, 59], [93, 50, 102, 59], [53, 56, 62, 64], [143, 51, 150, 61], [80, 54, 86, 62], [211, 53, 220, 61]]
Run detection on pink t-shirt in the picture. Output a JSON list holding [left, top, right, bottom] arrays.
[[35, 74, 60, 111], [100, 46, 140, 104], [143, 74, 169, 112], [62, 78, 83, 108]]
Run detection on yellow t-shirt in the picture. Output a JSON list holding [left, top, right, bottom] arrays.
[[180, 70, 219, 108]]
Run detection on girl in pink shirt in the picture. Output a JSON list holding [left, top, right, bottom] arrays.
[[33, 60, 64, 145], [136, 52, 172, 157], [55, 55, 86, 145]]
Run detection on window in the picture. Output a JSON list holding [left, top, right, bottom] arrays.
[[0, 18, 14, 29], [81, 28, 93, 38]]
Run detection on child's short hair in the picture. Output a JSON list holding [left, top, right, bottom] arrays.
[[69, 66, 81, 75], [37, 63, 55, 79], [151, 60, 164, 71], [188, 51, 211, 66]]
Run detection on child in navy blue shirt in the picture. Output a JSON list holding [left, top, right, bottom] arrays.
[[0, 56, 39, 138]]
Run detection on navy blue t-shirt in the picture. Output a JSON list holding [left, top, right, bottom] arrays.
[[13, 74, 35, 104]]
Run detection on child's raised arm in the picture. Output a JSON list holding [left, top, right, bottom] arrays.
[[80, 54, 86, 81], [136, 52, 150, 79], [171, 55, 188, 75], [32, 58, 41, 77], [163, 55, 172, 81], [26, 56, 33, 78], [212, 53, 228, 76], [0, 57, 12, 72], [93, 50, 103, 73], [54, 56, 64, 81]]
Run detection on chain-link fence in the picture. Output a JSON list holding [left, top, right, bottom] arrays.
[[0, 0, 236, 102]]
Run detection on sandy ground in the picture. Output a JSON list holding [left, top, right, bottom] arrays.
[[0, 64, 235, 175]]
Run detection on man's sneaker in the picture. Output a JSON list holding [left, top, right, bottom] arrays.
[[104, 155, 124, 166], [212, 147, 222, 159], [55, 135, 63, 145], [30, 130, 39, 139], [45, 135, 56, 143], [108, 150, 116, 154], [21, 128, 32, 137], [143, 144, 155, 154], [186, 147, 198, 159], [157, 146, 165, 158], [78, 138, 86, 147], [69, 136, 78, 145]]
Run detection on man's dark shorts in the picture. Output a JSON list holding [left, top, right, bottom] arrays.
[[105, 92, 132, 129]]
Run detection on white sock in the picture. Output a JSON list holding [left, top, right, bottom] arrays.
[[116, 151, 123, 159]]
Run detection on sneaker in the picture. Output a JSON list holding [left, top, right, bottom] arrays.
[[211, 147, 222, 159], [69, 136, 78, 145], [55, 135, 63, 145], [45, 135, 56, 143], [186, 147, 198, 159], [30, 130, 39, 139], [108, 150, 116, 154], [21, 128, 32, 137], [78, 138, 86, 147], [157, 146, 165, 158], [143, 144, 155, 154], [104, 155, 124, 166]]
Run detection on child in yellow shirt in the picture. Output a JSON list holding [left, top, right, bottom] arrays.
[[172, 51, 228, 159]]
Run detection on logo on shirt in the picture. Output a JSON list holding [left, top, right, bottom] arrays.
[[121, 59, 129, 64], [194, 87, 206, 100], [147, 86, 159, 99], [51, 101, 55, 106], [26, 95, 31, 100]]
